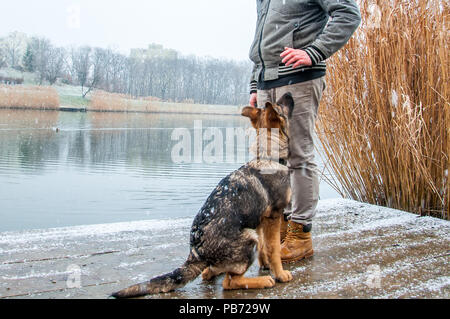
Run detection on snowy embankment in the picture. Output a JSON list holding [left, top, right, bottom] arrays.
[[0, 199, 448, 299]]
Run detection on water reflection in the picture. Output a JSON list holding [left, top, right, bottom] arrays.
[[0, 109, 338, 232]]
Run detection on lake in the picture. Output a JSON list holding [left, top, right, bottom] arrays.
[[0, 109, 339, 232]]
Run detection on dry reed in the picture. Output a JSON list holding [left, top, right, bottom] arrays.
[[317, 0, 449, 219], [89, 90, 239, 115], [0, 85, 60, 110], [89, 91, 157, 112]]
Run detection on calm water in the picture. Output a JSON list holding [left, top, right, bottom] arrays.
[[0, 109, 339, 232]]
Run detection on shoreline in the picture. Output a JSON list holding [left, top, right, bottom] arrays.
[[1, 84, 243, 116], [0, 103, 242, 116]]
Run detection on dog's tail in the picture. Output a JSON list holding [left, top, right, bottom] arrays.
[[111, 255, 207, 299]]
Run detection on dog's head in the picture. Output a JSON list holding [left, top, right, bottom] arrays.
[[242, 93, 294, 160]]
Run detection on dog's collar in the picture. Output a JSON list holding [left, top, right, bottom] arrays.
[[255, 157, 288, 166]]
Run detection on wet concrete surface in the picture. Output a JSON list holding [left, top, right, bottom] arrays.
[[0, 199, 448, 299]]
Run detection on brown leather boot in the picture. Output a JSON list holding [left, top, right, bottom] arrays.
[[280, 222, 314, 263], [280, 216, 289, 243]]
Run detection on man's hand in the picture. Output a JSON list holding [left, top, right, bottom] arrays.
[[249, 93, 257, 107], [281, 47, 312, 68]]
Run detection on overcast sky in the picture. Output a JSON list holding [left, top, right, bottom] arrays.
[[0, 0, 257, 61]]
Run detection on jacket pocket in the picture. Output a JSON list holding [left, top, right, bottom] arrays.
[[293, 22, 319, 49], [286, 28, 295, 48], [271, 0, 308, 15]]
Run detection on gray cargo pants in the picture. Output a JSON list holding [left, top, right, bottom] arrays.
[[257, 76, 326, 226]]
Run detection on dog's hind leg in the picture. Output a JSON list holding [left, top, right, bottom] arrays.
[[220, 233, 275, 290], [222, 272, 275, 290], [261, 215, 293, 283], [202, 266, 224, 281]]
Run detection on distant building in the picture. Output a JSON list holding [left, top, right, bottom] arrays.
[[130, 43, 178, 62]]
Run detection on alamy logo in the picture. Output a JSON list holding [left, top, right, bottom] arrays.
[[171, 121, 282, 168]]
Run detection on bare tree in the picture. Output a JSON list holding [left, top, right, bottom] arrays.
[[25, 37, 52, 84], [70, 46, 112, 98], [108, 52, 128, 93], [0, 40, 6, 68], [70, 46, 92, 98], [91, 48, 109, 91], [45, 47, 66, 85], [3, 31, 27, 68]]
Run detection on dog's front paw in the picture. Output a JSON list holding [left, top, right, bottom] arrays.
[[276, 270, 293, 283], [260, 276, 276, 288]]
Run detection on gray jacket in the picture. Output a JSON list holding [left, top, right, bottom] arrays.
[[250, 0, 361, 88]]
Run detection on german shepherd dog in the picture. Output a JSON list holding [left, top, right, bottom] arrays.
[[111, 94, 294, 298]]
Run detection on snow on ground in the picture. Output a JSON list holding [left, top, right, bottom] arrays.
[[0, 199, 448, 299]]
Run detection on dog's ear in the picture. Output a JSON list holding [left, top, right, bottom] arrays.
[[276, 93, 294, 118], [265, 102, 280, 122], [241, 106, 261, 121]]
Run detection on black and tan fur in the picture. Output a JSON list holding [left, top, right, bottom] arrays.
[[111, 94, 294, 298]]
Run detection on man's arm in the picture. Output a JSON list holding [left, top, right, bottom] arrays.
[[303, 0, 362, 65], [281, 0, 361, 70]]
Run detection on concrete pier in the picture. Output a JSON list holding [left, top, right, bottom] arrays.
[[0, 199, 448, 299]]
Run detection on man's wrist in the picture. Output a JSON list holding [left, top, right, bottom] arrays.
[[250, 81, 257, 94], [303, 45, 327, 66]]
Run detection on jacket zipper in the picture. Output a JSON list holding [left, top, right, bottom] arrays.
[[258, 0, 270, 82]]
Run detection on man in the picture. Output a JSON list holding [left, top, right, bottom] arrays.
[[249, 0, 361, 263]]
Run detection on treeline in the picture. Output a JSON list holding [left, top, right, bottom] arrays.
[[0, 32, 252, 105]]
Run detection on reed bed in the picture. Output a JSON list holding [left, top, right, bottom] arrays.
[[89, 91, 157, 112], [317, 0, 449, 219], [89, 90, 239, 115], [0, 85, 60, 110]]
